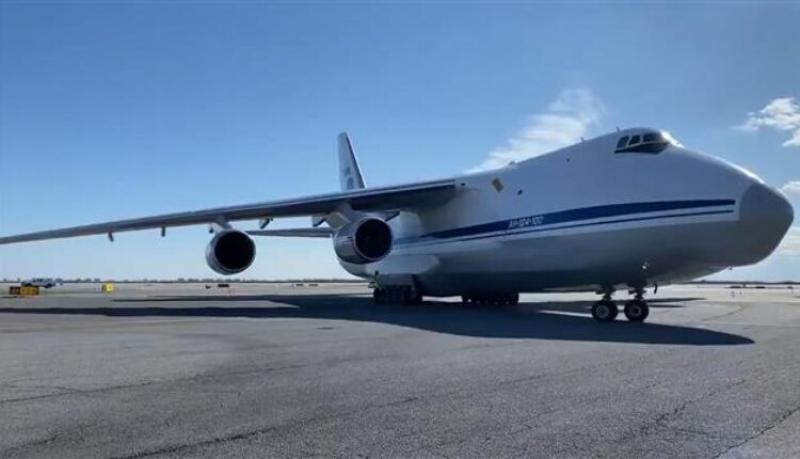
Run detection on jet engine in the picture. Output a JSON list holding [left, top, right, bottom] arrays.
[[333, 217, 393, 264], [205, 229, 256, 275]]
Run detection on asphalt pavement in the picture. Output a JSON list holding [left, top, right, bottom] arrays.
[[1, 282, 799, 458]]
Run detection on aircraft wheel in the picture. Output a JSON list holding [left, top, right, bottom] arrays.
[[389, 287, 404, 304], [375, 286, 422, 305], [405, 288, 423, 305], [379, 287, 396, 304], [398, 287, 409, 304], [591, 300, 618, 322], [624, 300, 649, 322], [372, 288, 385, 304]]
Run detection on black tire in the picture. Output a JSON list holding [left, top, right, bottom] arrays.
[[624, 300, 649, 322], [591, 301, 617, 322], [376, 286, 422, 305], [402, 287, 422, 305], [382, 287, 398, 304]]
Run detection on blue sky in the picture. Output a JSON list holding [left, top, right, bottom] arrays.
[[0, 2, 798, 281]]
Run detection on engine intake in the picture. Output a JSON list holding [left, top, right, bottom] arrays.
[[334, 218, 393, 264], [205, 229, 256, 275]]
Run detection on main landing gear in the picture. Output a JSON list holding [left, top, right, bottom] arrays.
[[373, 286, 423, 304], [591, 288, 650, 323]]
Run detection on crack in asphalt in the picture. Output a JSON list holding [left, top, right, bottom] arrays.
[[0, 318, 217, 334], [713, 402, 800, 458], [700, 303, 746, 322], [0, 363, 305, 405], [109, 425, 282, 459], [0, 431, 62, 456], [610, 378, 748, 446]]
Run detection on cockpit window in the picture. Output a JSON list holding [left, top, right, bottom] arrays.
[[615, 131, 676, 154]]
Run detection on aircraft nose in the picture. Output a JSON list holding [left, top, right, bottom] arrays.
[[736, 181, 794, 263]]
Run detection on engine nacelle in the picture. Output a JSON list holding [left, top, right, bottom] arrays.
[[205, 229, 256, 275], [334, 217, 393, 264]]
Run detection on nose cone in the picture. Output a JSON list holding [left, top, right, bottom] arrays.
[[736, 182, 794, 264]]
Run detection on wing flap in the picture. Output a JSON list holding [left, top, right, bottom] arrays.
[[247, 228, 334, 238]]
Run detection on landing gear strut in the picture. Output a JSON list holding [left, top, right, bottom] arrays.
[[623, 288, 649, 322], [373, 286, 422, 305], [591, 289, 618, 322]]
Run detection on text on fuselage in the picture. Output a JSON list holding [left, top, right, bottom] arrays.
[[507, 215, 544, 229]]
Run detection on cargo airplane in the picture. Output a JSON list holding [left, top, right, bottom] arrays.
[[0, 128, 793, 322]]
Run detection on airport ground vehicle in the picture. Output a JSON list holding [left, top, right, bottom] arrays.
[[21, 278, 57, 289]]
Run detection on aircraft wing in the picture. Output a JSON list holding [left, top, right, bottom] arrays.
[[0, 178, 456, 245]]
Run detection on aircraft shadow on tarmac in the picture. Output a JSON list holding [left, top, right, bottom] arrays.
[[0, 294, 753, 346]]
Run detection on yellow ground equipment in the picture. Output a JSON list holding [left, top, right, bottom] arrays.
[[101, 283, 116, 293], [9, 285, 40, 296]]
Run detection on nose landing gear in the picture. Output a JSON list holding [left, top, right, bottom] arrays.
[[623, 288, 649, 322], [591, 287, 650, 323], [591, 290, 618, 322]]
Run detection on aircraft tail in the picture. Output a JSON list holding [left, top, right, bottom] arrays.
[[338, 132, 366, 191], [312, 132, 367, 227]]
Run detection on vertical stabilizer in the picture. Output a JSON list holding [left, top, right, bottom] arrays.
[[338, 132, 366, 191]]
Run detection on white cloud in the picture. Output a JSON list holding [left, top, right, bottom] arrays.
[[775, 226, 800, 257], [781, 180, 800, 197], [469, 88, 605, 172], [737, 97, 800, 147]]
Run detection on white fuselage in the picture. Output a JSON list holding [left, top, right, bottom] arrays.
[[337, 128, 793, 296]]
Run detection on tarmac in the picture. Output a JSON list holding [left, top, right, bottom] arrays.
[[0, 282, 799, 458]]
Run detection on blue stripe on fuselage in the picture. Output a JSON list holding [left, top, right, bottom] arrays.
[[395, 199, 735, 246]]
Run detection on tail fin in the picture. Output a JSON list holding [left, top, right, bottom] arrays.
[[338, 132, 366, 191], [314, 132, 366, 227]]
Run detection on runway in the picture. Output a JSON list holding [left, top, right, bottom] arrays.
[[1, 283, 799, 458]]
